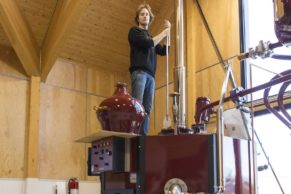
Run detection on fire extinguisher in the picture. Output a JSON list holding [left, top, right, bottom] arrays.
[[68, 177, 79, 194]]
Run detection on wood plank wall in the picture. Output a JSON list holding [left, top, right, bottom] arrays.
[[0, 47, 28, 178], [0, 57, 129, 179], [40, 59, 129, 179], [187, 0, 241, 132]]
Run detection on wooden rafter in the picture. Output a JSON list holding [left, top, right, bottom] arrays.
[[0, 0, 40, 76], [41, 0, 91, 82]]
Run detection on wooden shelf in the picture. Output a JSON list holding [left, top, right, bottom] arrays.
[[75, 130, 138, 143]]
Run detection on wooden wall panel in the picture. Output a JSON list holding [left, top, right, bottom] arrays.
[[87, 68, 130, 97], [39, 85, 86, 179], [0, 76, 28, 178], [195, 63, 241, 105], [151, 83, 175, 135], [87, 68, 115, 97], [86, 95, 104, 135], [45, 58, 87, 92], [193, 0, 240, 71], [38, 58, 130, 179], [186, 0, 241, 128]]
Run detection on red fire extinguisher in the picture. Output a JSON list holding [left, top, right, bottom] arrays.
[[68, 177, 79, 194]]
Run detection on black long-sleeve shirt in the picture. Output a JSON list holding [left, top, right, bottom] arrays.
[[128, 26, 168, 77]]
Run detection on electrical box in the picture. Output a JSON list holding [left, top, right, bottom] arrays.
[[90, 136, 125, 174]]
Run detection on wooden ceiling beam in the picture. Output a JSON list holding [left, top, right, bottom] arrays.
[[0, 0, 40, 76], [41, 0, 91, 82]]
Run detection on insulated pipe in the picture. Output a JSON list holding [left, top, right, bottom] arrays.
[[175, 0, 187, 129], [278, 81, 291, 122], [271, 54, 291, 60], [198, 72, 291, 119], [264, 69, 291, 129]]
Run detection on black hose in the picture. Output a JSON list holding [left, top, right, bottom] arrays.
[[269, 42, 283, 49], [271, 54, 291, 60]]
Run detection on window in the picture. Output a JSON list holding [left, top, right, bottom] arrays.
[[254, 111, 291, 194], [246, 0, 291, 99], [243, 0, 291, 193]]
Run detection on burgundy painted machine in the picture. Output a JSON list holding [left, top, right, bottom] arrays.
[[79, 0, 291, 194]]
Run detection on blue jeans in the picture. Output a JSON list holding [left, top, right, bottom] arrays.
[[131, 70, 155, 135]]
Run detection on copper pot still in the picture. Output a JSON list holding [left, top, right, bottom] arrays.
[[274, 0, 291, 45], [94, 82, 146, 134]]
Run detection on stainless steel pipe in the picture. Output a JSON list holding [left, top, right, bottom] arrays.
[[175, 0, 187, 129]]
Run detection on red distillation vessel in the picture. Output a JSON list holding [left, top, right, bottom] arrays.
[[95, 82, 146, 134], [274, 0, 291, 46]]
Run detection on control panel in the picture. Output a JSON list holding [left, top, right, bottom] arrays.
[[90, 136, 125, 173]]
